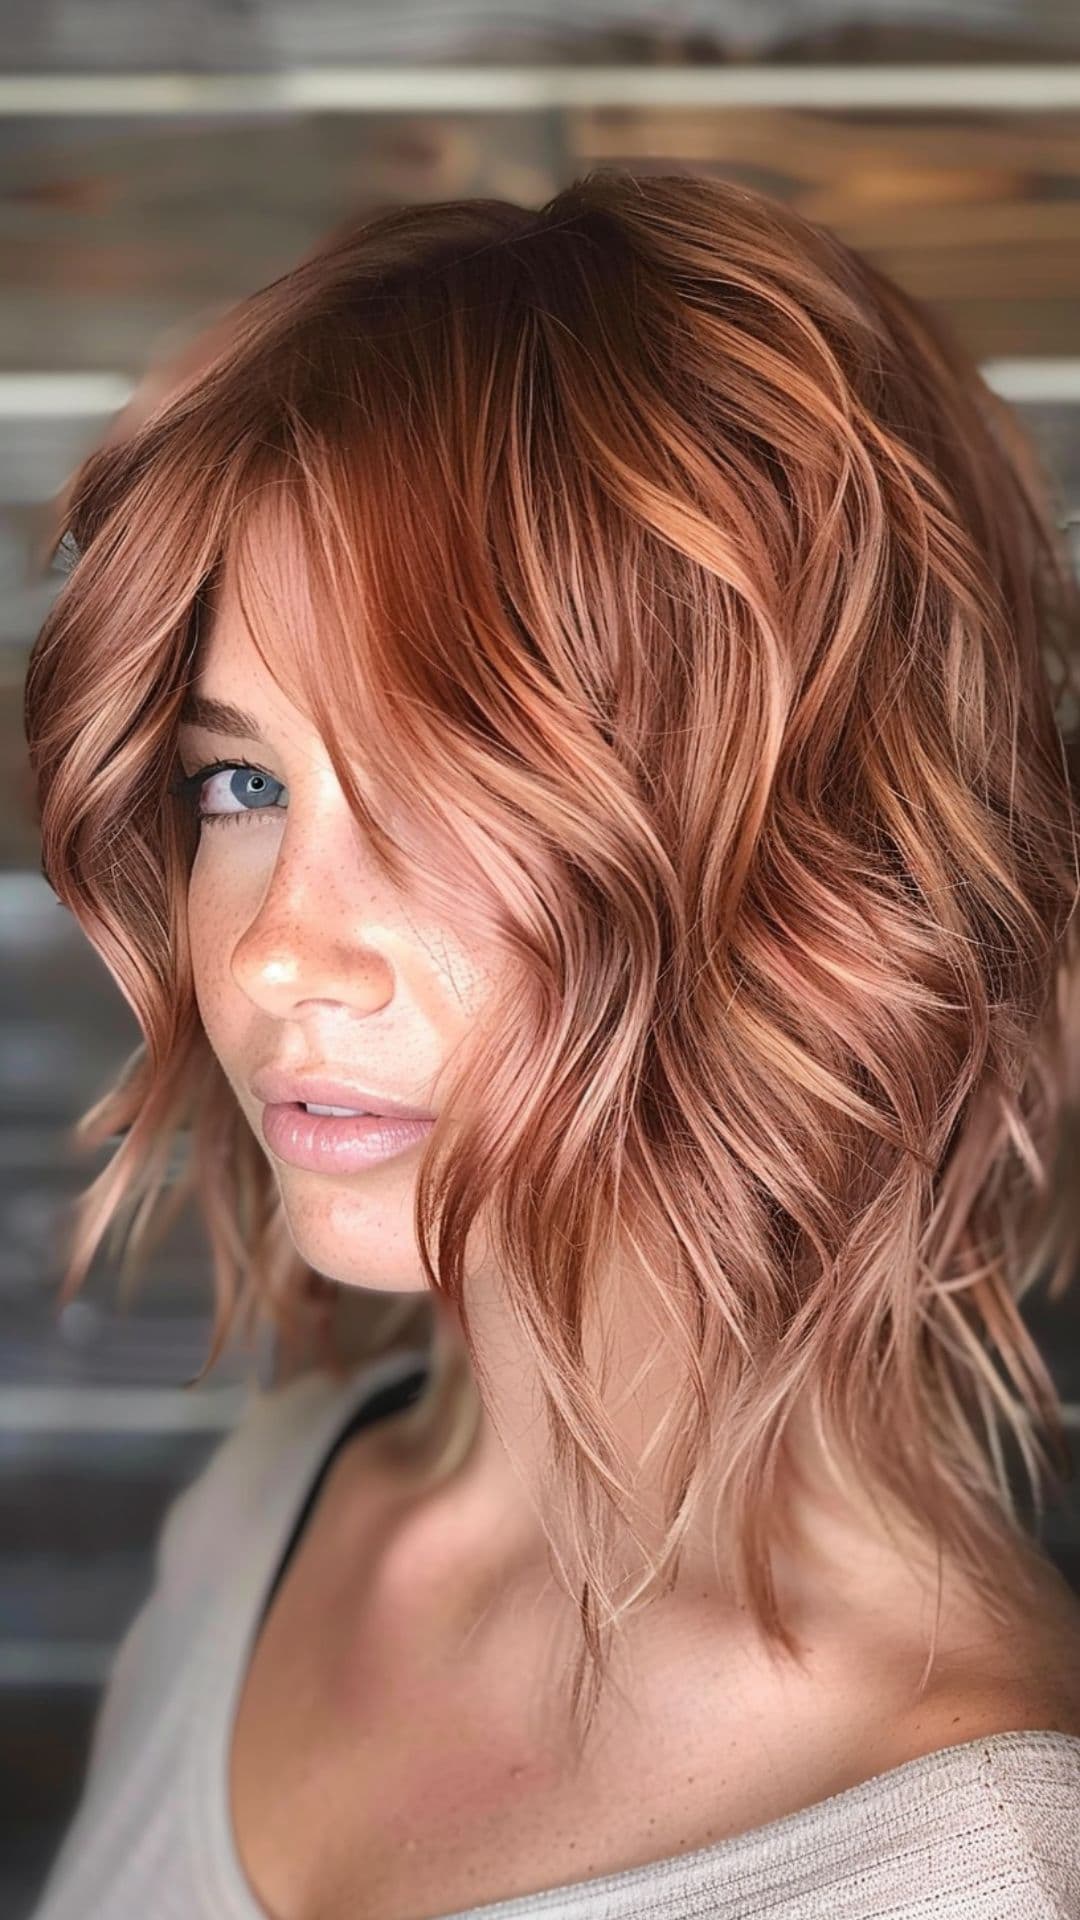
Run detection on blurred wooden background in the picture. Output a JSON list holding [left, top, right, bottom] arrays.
[[3, 5, 1080, 1913]]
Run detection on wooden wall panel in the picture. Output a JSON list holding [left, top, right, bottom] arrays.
[[568, 106, 1080, 357]]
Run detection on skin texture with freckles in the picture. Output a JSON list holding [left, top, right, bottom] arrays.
[[183, 563, 1080, 1920], [182, 595, 499, 1303]]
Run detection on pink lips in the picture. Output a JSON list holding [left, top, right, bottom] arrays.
[[260, 1101, 435, 1173], [250, 1065, 436, 1123]]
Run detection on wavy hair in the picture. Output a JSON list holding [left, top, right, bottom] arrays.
[[23, 169, 1080, 1745]]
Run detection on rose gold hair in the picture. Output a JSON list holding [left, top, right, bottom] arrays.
[[23, 170, 1080, 1744]]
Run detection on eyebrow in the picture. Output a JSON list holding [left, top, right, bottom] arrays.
[[178, 692, 263, 740]]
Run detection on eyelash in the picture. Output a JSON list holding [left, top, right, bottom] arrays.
[[168, 757, 286, 830]]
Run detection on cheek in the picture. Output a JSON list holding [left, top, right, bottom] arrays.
[[185, 860, 242, 1035]]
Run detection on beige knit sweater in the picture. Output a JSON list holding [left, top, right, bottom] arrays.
[[30, 1346, 1080, 1919]]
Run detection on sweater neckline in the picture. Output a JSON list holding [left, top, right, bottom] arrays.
[[181, 1349, 1080, 1920]]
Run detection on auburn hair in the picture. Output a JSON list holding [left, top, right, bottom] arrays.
[[23, 169, 1080, 1744]]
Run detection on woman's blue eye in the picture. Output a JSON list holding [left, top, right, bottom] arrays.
[[168, 759, 286, 829]]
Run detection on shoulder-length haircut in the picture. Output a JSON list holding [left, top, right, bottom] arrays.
[[24, 168, 1080, 1742]]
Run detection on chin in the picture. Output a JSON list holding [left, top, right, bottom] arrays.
[[274, 1171, 432, 1294]]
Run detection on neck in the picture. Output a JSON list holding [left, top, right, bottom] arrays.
[[371, 1290, 975, 1707]]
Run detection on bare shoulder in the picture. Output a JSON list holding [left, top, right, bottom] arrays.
[[883, 1558, 1080, 1762]]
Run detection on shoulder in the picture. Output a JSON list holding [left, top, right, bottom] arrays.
[[846, 1692, 1080, 1914], [829, 1536, 1080, 1755], [951, 1732, 1080, 1915], [883, 1731, 1080, 1918]]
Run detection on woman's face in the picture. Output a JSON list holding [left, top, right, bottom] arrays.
[[177, 567, 501, 1294]]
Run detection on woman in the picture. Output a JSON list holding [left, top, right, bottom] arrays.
[[24, 169, 1080, 1919]]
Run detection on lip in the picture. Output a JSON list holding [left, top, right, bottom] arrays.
[[250, 1066, 436, 1122], [260, 1102, 435, 1174]]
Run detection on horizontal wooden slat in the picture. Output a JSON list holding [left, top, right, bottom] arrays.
[[3, 64, 1080, 114]]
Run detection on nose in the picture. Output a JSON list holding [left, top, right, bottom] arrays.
[[227, 820, 399, 1022]]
